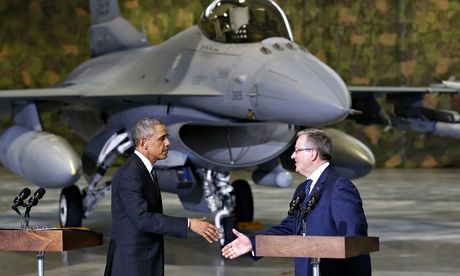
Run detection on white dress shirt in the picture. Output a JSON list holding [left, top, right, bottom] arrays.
[[306, 162, 330, 194]]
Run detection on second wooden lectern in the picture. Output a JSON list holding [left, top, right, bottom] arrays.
[[256, 235, 379, 276]]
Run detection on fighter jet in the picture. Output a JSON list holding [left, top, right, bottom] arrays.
[[0, 0, 458, 245], [348, 83, 460, 138], [439, 76, 460, 90]]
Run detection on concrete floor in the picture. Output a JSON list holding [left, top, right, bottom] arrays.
[[1, 167, 460, 275]]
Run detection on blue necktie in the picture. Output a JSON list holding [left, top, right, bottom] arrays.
[[301, 179, 313, 208], [305, 179, 312, 196]]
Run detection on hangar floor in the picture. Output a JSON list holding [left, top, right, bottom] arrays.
[[1, 167, 459, 276]]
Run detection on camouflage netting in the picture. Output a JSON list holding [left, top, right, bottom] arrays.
[[1, 0, 460, 168]]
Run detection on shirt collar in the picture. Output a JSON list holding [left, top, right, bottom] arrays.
[[134, 150, 153, 173], [307, 162, 330, 192]]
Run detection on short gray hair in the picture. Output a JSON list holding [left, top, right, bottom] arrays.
[[297, 129, 333, 161], [132, 118, 164, 147]]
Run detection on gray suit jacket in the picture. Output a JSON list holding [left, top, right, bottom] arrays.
[[104, 154, 188, 276]]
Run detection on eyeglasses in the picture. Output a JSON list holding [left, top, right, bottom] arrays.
[[293, 148, 314, 153]]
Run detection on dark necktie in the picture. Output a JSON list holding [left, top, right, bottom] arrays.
[[299, 179, 313, 234], [305, 179, 312, 196], [150, 169, 157, 183], [149, 168, 163, 212], [301, 179, 313, 208]]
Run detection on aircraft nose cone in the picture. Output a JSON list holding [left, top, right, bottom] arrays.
[[252, 52, 351, 126]]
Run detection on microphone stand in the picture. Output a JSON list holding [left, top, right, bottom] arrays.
[[36, 250, 45, 276], [14, 202, 30, 230], [26, 203, 46, 276], [301, 195, 320, 235], [13, 190, 46, 276], [300, 193, 321, 276], [23, 206, 32, 230]]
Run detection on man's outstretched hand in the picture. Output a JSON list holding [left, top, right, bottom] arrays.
[[221, 228, 252, 259], [189, 217, 220, 243]]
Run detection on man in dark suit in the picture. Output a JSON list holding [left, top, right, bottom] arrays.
[[222, 129, 371, 276], [104, 118, 220, 276]]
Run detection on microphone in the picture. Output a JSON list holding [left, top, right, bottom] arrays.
[[288, 192, 306, 215], [27, 188, 46, 208], [12, 188, 31, 215]]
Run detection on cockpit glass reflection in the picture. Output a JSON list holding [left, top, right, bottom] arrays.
[[199, 0, 293, 43]]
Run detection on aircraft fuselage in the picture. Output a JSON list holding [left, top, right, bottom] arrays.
[[64, 26, 351, 127]]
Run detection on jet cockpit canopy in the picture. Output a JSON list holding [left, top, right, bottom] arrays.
[[199, 0, 293, 43]]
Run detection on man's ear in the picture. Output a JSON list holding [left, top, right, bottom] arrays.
[[311, 149, 319, 161], [139, 138, 147, 150]]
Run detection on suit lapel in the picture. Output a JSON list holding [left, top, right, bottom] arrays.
[[295, 166, 333, 234], [308, 165, 332, 199], [133, 155, 163, 213]]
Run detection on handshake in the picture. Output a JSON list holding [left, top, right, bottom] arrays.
[[188, 218, 252, 260]]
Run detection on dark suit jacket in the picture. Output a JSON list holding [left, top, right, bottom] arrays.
[[251, 166, 371, 276], [104, 154, 188, 276]]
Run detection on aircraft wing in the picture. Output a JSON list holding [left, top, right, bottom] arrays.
[[0, 87, 82, 101], [0, 84, 222, 102], [348, 85, 459, 94], [346, 85, 460, 138]]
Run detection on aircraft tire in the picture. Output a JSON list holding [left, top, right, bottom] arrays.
[[221, 216, 236, 247], [232, 179, 254, 222], [59, 185, 83, 227]]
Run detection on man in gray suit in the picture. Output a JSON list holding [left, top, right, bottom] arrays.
[[104, 118, 220, 276]]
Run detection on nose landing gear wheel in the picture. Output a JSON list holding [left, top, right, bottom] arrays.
[[232, 179, 254, 222], [221, 216, 236, 246], [59, 185, 83, 227], [220, 180, 254, 247]]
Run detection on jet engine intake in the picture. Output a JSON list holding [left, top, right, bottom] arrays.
[[167, 122, 296, 170]]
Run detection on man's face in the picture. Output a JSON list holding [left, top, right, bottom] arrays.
[[143, 124, 170, 163], [291, 135, 314, 177]]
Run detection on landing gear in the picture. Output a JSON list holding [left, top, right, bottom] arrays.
[[232, 179, 254, 222], [59, 185, 83, 227], [220, 180, 254, 246], [59, 131, 132, 227], [202, 170, 254, 246], [82, 131, 131, 219]]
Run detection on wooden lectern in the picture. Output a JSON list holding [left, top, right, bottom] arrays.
[[0, 228, 103, 276], [256, 235, 379, 276]]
